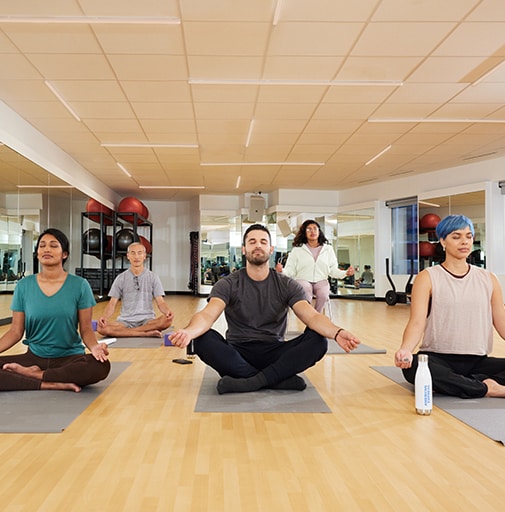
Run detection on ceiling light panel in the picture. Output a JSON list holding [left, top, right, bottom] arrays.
[[0, 16, 180, 24]]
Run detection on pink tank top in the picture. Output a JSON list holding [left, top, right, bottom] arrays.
[[421, 265, 494, 355]]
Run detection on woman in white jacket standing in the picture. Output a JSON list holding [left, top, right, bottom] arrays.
[[276, 220, 354, 313]]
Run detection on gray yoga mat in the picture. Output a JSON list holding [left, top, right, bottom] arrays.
[[372, 366, 505, 444], [0, 361, 131, 433], [195, 366, 331, 413], [326, 342, 386, 355], [285, 331, 386, 354], [104, 337, 164, 348]]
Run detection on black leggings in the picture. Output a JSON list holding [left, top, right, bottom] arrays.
[[402, 351, 505, 399], [0, 349, 111, 391], [194, 327, 327, 386]]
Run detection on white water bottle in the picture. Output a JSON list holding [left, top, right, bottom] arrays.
[[415, 354, 432, 415]]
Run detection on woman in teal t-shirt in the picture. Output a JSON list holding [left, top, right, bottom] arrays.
[[0, 229, 110, 391]]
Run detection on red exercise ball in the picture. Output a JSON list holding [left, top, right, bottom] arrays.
[[86, 198, 114, 225], [420, 213, 441, 231], [139, 235, 152, 254], [419, 241, 436, 258], [118, 197, 149, 224]]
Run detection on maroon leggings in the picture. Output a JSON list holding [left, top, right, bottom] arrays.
[[0, 349, 111, 391]]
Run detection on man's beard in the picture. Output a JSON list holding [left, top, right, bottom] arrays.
[[245, 250, 270, 266]]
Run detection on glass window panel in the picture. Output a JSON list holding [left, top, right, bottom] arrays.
[[391, 203, 418, 275]]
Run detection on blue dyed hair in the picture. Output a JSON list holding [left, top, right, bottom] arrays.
[[435, 214, 475, 240]]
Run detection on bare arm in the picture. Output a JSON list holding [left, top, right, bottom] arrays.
[[79, 307, 109, 362], [490, 273, 505, 339], [394, 270, 431, 368], [98, 297, 119, 328], [169, 297, 225, 348], [292, 300, 360, 352], [155, 296, 175, 323], [0, 311, 25, 353]]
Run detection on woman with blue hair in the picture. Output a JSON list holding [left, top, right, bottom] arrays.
[[395, 214, 505, 398]]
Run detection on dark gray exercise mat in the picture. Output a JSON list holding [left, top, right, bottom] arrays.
[[372, 365, 505, 445], [195, 366, 331, 413], [0, 361, 131, 433]]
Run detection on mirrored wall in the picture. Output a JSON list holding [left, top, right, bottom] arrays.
[[199, 208, 376, 299], [200, 213, 242, 293], [0, 143, 85, 321], [329, 208, 375, 297]]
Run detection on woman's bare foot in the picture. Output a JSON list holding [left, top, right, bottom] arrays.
[[2, 363, 44, 379], [484, 378, 505, 397], [41, 382, 81, 392], [3, 363, 80, 392]]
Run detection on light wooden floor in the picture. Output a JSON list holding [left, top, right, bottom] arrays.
[[1, 295, 505, 511]]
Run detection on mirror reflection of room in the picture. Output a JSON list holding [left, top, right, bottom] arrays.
[[331, 208, 375, 298], [275, 209, 375, 300], [200, 213, 242, 293], [0, 143, 85, 322], [419, 191, 485, 271]]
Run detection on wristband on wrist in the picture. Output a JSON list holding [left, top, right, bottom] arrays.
[[334, 328, 344, 341]]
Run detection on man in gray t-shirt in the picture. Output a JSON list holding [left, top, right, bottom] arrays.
[[169, 224, 361, 394], [97, 242, 174, 337]]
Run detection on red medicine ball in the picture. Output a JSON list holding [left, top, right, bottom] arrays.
[[118, 197, 149, 224], [419, 213, 441, 231], [139, 235, 152, 254], [419, 241, 436, 258], [86, 198, 114, 225]]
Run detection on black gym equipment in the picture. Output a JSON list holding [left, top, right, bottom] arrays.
[[115, 228, 139, 253], [385, 258, 414, 306], [82, 228, 107, 255]]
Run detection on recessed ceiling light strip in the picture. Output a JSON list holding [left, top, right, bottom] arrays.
[[102, 143, 198, 148], [369, 118, 505, 123], [201, 161, 324, 166], [138, 186, 204, 189], [0, 15, 180, 24], [16, 185, 73, 189], [272, 0, 284, 25], [419, 201, 441, 207], [245, 120, 255, 147], [45, 81, 81, 122], [365, 145, 392, 166], [189, 78, 403, 87], [116, 162, 132, 178]]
